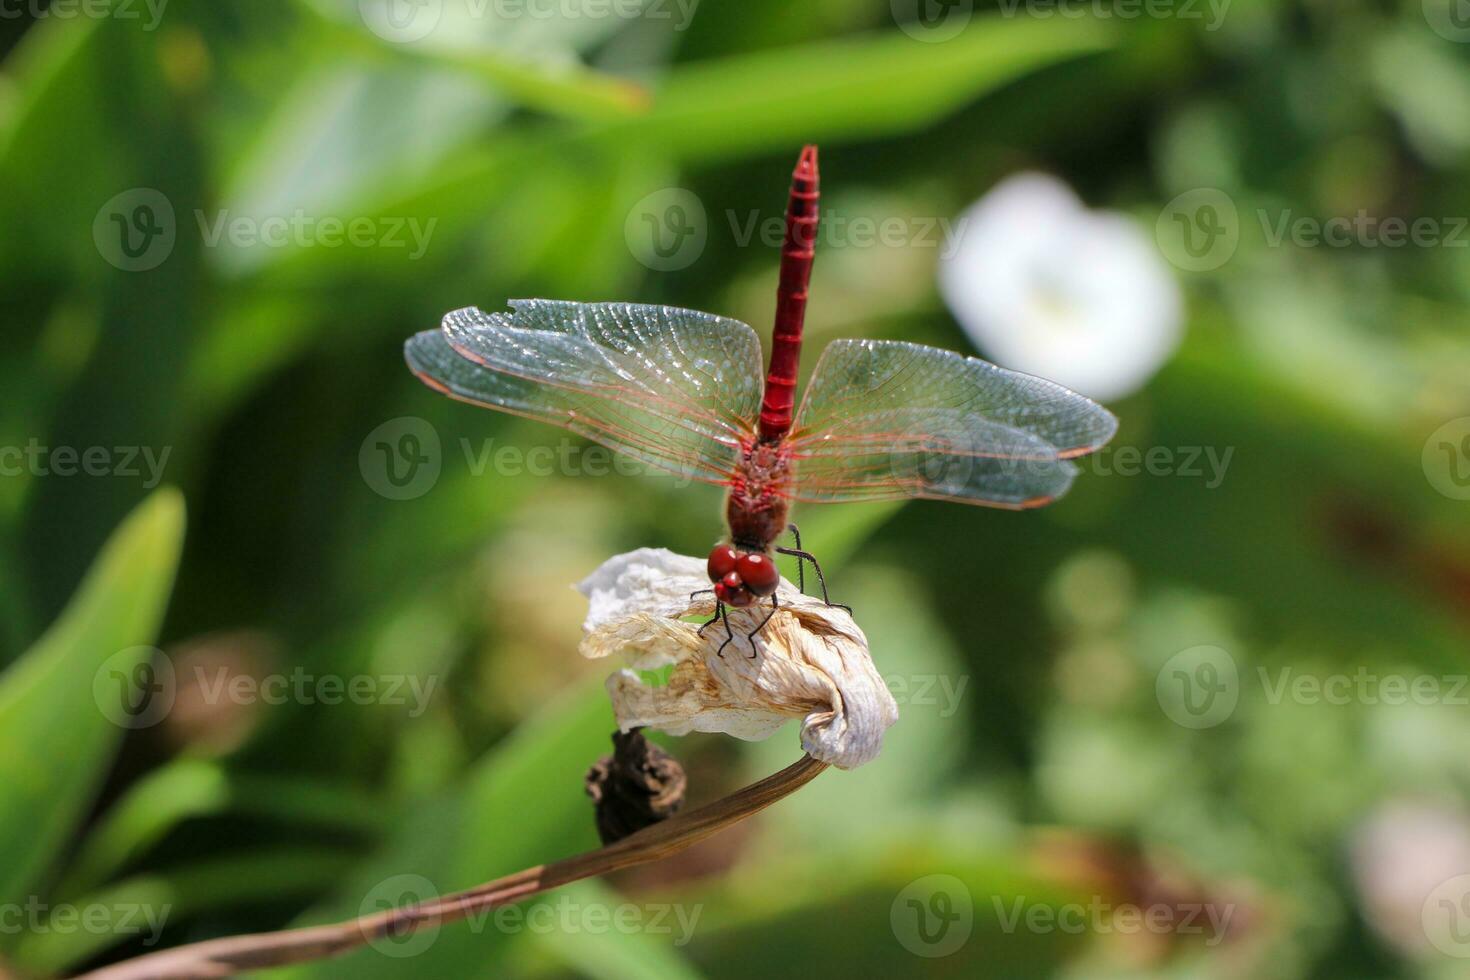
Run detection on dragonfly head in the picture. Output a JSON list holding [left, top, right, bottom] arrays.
[[706, 544, 779, 607]]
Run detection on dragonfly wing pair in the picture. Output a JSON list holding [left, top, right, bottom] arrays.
[[406, 300, 761, 486], [787, 338, 1117, 508], [405, 301, 1117, 508]]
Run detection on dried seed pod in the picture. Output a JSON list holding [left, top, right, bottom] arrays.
[[584, 727, 687, 845]]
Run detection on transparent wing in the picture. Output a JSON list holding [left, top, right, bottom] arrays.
[[786, 339, 1118, 508], [405, 300, 763, 485]]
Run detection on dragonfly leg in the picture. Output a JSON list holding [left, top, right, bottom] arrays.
[[775, 542, 851, 614], [714, 604, 737, 658], [785, 523, 806, 594], [697, 600, 725, 639], [744, 592, 779, 658], [690, 587, 715, 602]]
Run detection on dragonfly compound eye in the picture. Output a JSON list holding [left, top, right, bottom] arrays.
[[735, 553, 779, 596], [707, 544, 739, 583]]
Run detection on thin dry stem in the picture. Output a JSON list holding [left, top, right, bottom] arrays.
[[78, 754, 829, 980]]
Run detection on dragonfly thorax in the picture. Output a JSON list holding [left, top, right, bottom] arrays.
[[725, 440, 792, 552]]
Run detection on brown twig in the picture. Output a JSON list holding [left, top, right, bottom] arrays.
[[78, 754, 828, 980]]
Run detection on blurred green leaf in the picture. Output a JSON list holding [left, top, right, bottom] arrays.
[[17, 847, 354, 974], [0, 489, 185, 916], [518, 879, 704, 980], [678, 845, 1085, 980], [250, 15, 1118, 274], [278, 682, 619, 980], [54, 757, 387, 903], [613, 16, 1118, 159], [300, 0, 651, 120]]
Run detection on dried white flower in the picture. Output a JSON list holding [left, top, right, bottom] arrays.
[[576, 548, 898, 770], [939, 172, 1182, 402]]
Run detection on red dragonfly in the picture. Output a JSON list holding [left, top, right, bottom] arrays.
[[406, 146, 1116, 653]]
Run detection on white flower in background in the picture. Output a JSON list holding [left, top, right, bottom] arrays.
[[577, 549, 898, 769], [939, 172, 1183, 402], [1349, 798, 1470, 958]]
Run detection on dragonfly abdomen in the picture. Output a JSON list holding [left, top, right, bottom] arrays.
[[758, 145, 820, 443]]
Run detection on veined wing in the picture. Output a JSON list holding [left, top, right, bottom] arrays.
[[785, 339, 1118, 508], [405, 300, 763, 485]]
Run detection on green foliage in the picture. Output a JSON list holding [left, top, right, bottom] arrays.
[[1, 2, 1468, 978], [0, 490, 184, 920]]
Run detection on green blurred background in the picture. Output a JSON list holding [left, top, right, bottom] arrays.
[[4, 0, 1470, 977]]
